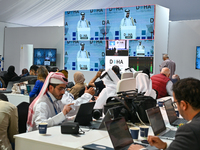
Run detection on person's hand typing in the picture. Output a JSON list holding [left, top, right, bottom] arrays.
[[62, 103, 74, 115], [147, 135, 167, 149], [128, 144, 145, 150]]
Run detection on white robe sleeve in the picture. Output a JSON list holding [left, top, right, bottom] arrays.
[[34, 102, 66, 129], [61, 91, 93, 117], [94, 88, 109, 109]]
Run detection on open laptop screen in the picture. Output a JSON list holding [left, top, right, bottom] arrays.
[[105, 117, 133, 150], [146, 106, 166, 135], [164, 99, 177, 124], [74, 102, 95, 126]]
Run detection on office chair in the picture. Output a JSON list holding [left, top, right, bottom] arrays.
[[116, 78, 136, 95], [121, 72, 134, 79], [17, 102, 30, 133]]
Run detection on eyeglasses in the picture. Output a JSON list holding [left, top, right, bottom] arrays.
[[171, 101, 177, 108], [56, 87, 66, 92]]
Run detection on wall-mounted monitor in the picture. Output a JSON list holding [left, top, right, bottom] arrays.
[[64, 5, 155, 72], [64, 9, 106, 41], [129, 57, 153, 73], [64, 41, 105, 71], [196, 46, 200, 69], [105, 5, 155, 40], [106, 40, 129, 56], [129, 40, 154, 57], [33, 48, 57, 66]]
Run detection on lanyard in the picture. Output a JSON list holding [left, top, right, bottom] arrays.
[[46, 92, 58, 115]]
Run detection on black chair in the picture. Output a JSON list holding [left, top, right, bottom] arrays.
[[17, 102, 30, 133]]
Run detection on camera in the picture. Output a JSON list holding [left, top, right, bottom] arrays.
[[92, 109, 102, 120]]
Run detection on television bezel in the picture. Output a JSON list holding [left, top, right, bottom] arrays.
[[33, 48, 57, 66]]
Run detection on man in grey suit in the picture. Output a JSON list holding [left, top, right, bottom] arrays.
[[159, 54, 176, 79], [129, 77, 200, 150]]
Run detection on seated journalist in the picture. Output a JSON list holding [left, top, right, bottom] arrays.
[[129, 77, 200, 150]]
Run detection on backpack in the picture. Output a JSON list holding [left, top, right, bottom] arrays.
[[104, 90, 157, 123]]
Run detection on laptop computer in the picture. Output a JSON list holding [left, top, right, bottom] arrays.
[[0, 81, 18, 93], [105, 117, 158, 150], [74, 102, 95, 126], [146, 106, 176, 140], [164, 99, 187, 126]]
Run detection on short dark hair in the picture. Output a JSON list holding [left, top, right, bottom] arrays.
[[48, 83, 59, 90], [22, 68, 28, 74], [173, 78, 200, 110], [142, 68, 150, 79], [30, 65, 38, 72], [112, 65, 120, 74], [0, 93, 9, 102]]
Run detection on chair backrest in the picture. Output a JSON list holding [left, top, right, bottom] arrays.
[[7, 81, 20, 91], [121, 72, 134, 79], [17, 102, 30, 133], [116, 78, 136, 93], [133, 71, 142, 78]]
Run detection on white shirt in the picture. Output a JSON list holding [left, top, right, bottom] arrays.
[[61, 91, 93, 117], [121, 17, 133, 26], [32, 91, 66, 131], [166, 80, 173, 96], [77, 20, 88, 28], [77, 50, 89, 58]]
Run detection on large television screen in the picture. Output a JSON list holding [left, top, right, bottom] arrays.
[[129, 40, 154, 57], [64, 41, 105, 71], [33, 48, 56, 66], [64, 5, 155, 72], [196, 46, 200, 69], [64, 9, 106, 41], [105, 5, 155, 40]]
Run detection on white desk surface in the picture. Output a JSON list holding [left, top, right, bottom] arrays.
[[78, 122, 173, 149], [14, 126, 109, 150], [5, 93, 29, 106], [14, 106, 175, 150]]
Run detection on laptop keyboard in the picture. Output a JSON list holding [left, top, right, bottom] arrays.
[[134, 142, 148, 147], [162, 130, 176, 137]]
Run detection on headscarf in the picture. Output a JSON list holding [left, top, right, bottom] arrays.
[[27, 72, 68, 131], [4, 65, 18, 79], [74, 71, 85, 84], [136, 73, 156, 99], [101, 69, 119, 87], [94, 69, 120, 109]]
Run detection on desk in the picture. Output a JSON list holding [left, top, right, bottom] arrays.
[[14, 107, 174, 150], [14, 126, 109, 150], [5, 93, 29, 106], [80, 125, 173, 149]]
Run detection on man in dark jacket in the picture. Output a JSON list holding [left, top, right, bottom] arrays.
[[129, 78, 200, 150]]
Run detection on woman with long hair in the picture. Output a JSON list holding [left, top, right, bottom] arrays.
[[29, 66, 48, 98]]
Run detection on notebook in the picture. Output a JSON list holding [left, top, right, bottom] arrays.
[[105, 117, 158, 150], [146, 106, 176, 140], [164, 99, 187, 126]]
